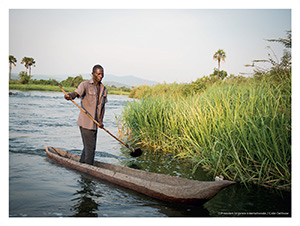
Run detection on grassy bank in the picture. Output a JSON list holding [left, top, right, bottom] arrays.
[[9, 83, 131, 95], [121, 77, 291, 189], [9, 83, 75, 92]]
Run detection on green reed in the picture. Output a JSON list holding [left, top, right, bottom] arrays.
[[121, 78, 291, 189]]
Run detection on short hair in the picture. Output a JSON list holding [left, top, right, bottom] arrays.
[[92, 64, 104, 73]]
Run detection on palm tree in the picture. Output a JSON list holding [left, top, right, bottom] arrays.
[[213, 49, 226, 79], [21, 57, 29, 74], [9, 55, 17, 81], [27, 57, 36, 76], [21, 57, 36, 76]]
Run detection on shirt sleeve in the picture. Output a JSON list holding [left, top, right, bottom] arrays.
[[75, 81, 85, 97], [104, 88, 108, 103]]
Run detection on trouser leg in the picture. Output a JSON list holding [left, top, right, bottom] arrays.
[[79, 127, 97, 165]]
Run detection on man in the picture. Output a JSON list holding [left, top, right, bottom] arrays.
[[64, 64, 108, 165]]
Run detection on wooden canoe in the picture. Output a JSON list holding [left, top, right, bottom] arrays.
[[45, 146, 235, 205]]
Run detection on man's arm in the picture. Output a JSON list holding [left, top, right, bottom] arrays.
[[64, 92, 79, 100]]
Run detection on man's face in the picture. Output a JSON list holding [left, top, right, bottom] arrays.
[[92, 68, 104, 83]]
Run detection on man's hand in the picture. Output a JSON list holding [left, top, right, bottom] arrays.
[[98, 123, 104, 129], [64, 92, 77, 100], [64, 94, 71, 100]]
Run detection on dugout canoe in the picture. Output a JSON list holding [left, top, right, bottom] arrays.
[[45, 146, 235, 205]]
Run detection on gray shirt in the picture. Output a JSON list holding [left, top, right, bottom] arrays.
[[75, 79, 108, 130]]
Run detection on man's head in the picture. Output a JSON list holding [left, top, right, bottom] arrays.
[[92, 64, 104, 83]]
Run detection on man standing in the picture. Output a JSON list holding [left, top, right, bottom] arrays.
[[64, 64, 108, 165]]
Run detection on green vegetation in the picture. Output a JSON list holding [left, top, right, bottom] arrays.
[[18, 71, 32, 84], [122, 77, 291, 189], [8, 55, 131, 95], [9, 55, 36, 80], [9, 83, 75, 92], [120, 33, 291, 190], [21, 57, 36, 76], [60, 75, 84, 88], [213, 49, 227, 79], [9, 75, 131, 95], [129, 69, 235, 99]]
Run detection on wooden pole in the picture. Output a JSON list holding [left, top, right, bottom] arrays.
[[58, 85, 136, 153]]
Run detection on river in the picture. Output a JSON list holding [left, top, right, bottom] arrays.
[[9, 90, 291, 217]]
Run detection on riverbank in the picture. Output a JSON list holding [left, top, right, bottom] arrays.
[[120, 76, 291, 190], [9, 83, 131, 95]]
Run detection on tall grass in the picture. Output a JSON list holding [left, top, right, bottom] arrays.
[[129, 82, 195, 98], [121, 78, 291, 189]]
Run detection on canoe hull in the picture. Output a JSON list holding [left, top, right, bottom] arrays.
[[45, 146, 235, 205]]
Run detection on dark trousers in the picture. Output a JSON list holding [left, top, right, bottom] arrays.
[[79, 127, 97, 165]]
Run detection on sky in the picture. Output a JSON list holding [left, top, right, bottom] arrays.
[[9, 8, 291, 83]]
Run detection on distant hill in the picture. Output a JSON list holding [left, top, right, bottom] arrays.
[[103, 81, 131, 89], [10, 73, 157, 88], [104, 74, 157, 87]]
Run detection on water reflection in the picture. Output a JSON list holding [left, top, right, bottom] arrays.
[[71, 175, 100, 217], [121, 146, 211, 181]]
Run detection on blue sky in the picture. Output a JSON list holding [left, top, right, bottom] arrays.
[[9, 9, 291, 83]]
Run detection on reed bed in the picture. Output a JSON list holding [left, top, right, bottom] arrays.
[[121, 78, 291, 189]]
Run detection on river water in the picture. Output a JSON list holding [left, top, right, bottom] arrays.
[[9, 90, 291, 217]]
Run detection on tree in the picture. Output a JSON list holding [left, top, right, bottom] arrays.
[[61, 76, 74, 87], [211, 68, 228, 81], [60, 75, 85, 87], [213, 49, 226, 79], [27, 57, 36, 76], [18, 71, 32, 84], [266, 30, 291, 49], [9, 55, 17, 81], [267, 30, 291, 78], [73, 75, 84, 87], [21, 57, 36, 76], [191, 78, 207, 93], [21, 57, 29, 74], [248, 31, 291, 79]]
